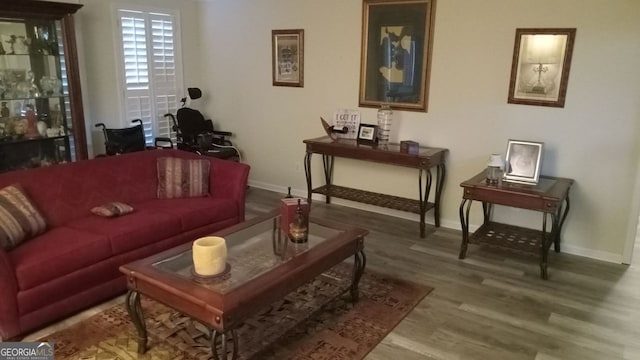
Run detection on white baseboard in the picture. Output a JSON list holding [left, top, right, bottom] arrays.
[[559, 244, 623, 264], [248, 181, 622, 264]]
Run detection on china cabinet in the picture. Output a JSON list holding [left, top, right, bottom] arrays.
[[0, 1, 87, 172]]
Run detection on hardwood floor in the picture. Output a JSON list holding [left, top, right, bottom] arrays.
[[245, 188, 640, 360], [23, 187, 640, 359]]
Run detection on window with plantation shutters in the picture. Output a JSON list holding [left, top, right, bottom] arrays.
[[116, 9, 182, 145]]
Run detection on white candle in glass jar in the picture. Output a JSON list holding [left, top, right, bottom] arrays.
[[192, 236, 227, 276]]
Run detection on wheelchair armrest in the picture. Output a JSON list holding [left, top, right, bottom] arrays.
[[154, 137, 174, 149], [212, 130, 233, 137], [94, 123, 106, 129]]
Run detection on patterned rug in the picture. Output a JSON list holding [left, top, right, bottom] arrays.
[[42, 262, 432, 360]]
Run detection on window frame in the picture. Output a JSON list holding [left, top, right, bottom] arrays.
[[112, 4, 184, 145]]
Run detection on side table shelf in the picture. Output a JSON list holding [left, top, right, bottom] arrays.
[[470, 222, 550, 257]]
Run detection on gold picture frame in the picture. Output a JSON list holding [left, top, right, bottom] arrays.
[[507, 28, 576, 108], [272, 29, 304, 87], [358, 0, 437, 112]]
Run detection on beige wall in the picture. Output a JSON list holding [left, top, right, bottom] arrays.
[[193, 0, 640, 261], [65, 0, 640, 261]]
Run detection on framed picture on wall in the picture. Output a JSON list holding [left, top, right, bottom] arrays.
[[507, 28, 576, 108], [503, 139, 544, 184], [359, 0, 437, 112], [272, 29, 304, 87]]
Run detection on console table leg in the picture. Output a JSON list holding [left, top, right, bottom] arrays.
[[304, 152, 313, 204], [435, 163, 446, 227], [211, 329, 238, 360], [458, 198, 472, 259], [418, 168, 432, 238], [322, 155, 334, 204], [555, 195, 571, 253], [125, 290, 147, 354]]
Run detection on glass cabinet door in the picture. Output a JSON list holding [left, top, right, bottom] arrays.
[[0, 1, 86, 172]]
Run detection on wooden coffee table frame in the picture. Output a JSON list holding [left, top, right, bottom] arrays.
[[120, 211, 368, 360]]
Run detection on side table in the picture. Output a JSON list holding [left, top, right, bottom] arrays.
[[458, 171, 573, 279]]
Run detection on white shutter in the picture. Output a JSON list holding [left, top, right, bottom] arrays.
[[150, 13, 177, 142], [117, 9, 180, 145]]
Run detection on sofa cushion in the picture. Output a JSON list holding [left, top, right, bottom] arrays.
[[157, 157, 210, 199], [91, 202, 134, 218], [0, 184, 47, 251], [9, 227, 111, 290], [67, 210, 182, 255], [135, 197, 238, 231]]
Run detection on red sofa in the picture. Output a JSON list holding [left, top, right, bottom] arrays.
[[0, 149, 250, 340]]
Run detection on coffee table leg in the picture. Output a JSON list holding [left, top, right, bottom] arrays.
[[125, 290, 147, 354], [211, 329, 238, 360], [351, 249, 367, 302]]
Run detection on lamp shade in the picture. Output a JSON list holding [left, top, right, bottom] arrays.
[[488, 154, 504, 168]]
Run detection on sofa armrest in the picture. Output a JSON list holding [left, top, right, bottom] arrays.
[[209, 159, 250, 221], [0, 248, 20, 340]]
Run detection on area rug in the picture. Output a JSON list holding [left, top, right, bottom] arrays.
[[42, 262, 432, 360]]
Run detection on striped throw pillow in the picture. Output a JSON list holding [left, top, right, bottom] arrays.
[[0, 185, 47, 251], [157, 157, 210, 199]]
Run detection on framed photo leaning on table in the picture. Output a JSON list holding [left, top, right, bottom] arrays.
[[503, 140, 543, 184], [357, 124, 378, 145]]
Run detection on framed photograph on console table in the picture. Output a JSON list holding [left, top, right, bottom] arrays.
[[507, 28, 576, 108], [357, 124, 378, 145], [359, 0, 437, 112], [503, 140, 544, 184], [272, 29, 304, 87]]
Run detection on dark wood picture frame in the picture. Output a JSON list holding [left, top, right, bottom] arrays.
[[359, 0, 437, 112], [507, 28, 576, 108], [272, 29, 304, 87], [357, 123, 378, 145]]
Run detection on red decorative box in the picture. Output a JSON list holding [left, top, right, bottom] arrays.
[[280, 198, 309, 234]]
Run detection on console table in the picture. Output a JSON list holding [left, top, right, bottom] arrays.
[[304, 136, 448, 238], [458, 171, 573, 279]]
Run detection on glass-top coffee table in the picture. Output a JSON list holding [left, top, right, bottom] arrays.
[[119, 210, 368, 360]]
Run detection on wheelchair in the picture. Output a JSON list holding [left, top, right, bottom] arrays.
[[95, 119, 171, 156], [164, 88, 241, 161]]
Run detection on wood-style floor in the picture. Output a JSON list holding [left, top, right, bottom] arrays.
[[25, 187, 640, 359], [246, 188, 640, 360]]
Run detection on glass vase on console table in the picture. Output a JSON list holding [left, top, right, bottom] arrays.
[[376, 104, 393, 145]]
